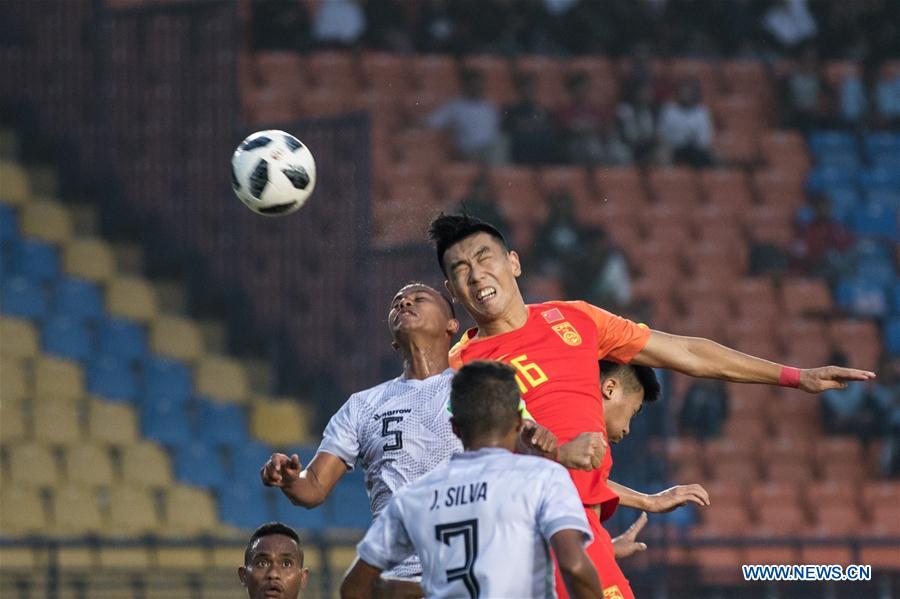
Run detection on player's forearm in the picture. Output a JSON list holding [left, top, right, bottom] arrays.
[[559, 556, 604, 599], [340, 559, 381, 599], [281, 471, 328, 508], [607, 480, 651, 511]]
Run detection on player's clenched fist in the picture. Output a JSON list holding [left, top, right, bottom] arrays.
[[518, 420, 558, 459], [557, 431, 607, 471], [261, 453, 302, 488]]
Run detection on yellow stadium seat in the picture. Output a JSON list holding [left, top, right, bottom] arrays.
[[1, 316, 39, 359], [97, 546, 152, 569], [121, 441, 172, 488], [150, 316, 204, 362], [88, 398, 138, 445], [0, 398, 27, 442], [62, 237, 117, 283], [108, 487, 160, 535], [53, 485, 103, 536], [164, 485, 218, 536], [33, 355, 84, 401], [0, 487, 46, 535], [0, 160, 32, 205], [106, 276, 159, 322], [57, 546, 95, 569], [21, 199, 74, 244], [250, 397, 311, 447], [0, 356, 29, 401], [156, 547, 208, 570], [0, 546, 38, 569], [8, 443, 58, 488], [327, 546, 359, 574], [195, 356, 249, 403], [212, 546, 246, 570], [66, 444, 114, 487], [33, 397, 82, 444]]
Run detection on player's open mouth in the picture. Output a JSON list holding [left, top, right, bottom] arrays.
[[263, 583, 285, 597], [475, 287, 496, 303]]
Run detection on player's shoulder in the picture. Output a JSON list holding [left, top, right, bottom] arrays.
[[346, 376, 405, 406]]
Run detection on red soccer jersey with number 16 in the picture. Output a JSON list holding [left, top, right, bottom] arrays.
[[449, 300, 650, 520]]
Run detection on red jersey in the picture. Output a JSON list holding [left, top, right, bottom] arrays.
[[449, 300, 650, 520]]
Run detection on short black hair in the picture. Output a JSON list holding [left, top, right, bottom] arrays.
[[599, 361, 661, 403], [428, 213, 508, 275], [244, 522, 302, 566], [450, 361, 521, 443], [394, 281, 455, 318]]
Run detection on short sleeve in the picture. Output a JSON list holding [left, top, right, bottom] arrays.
[[317, 396, 360, 469], [536, 464, 593, 546], [565, 300, 650, 363], [356, 495, 416, 571]]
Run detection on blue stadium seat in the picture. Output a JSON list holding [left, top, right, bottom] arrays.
[[12, 238, 59, 283], [887, 317, 900, 355], [54, 277, 103, 321], [142, 355, 192, 401], [42, 315, 93, 362], [327, 479, 372, 529], [806, 166, 858, 193], [894, 282, 900, 315], [850, 203, 898, 239], [218, 485, 275, 531], [99, 317, 147, 362], [854, 241, 896, 288], [860, 167, 900, 190], [227, 440, 275, 486], [87, 354, 139, 402], [173, 442, 227, 488], [196, 400, 248, 446], [141, 395, 192, 446], [1, 275, 48, 319], [865, 132, 900, 167], [865, 189, 900, 211], [815, 148, 861, 169], [823, 186, 861, 223], [0, 205, 18, 243], [836, 278, 889, 318], [275, 495, 327, 533], [809, 130, 856, 154]]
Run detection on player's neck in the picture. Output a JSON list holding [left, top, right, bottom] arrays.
[[475, 299, 529, 338], [464, 431, 517, 453], [401, 338, 450, 380]]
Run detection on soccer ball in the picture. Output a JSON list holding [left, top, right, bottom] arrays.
[[231, 130, 316, 216]]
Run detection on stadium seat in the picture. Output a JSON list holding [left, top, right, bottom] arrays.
[[328, 479, 372, 529], [33, 354, 84, 401], [567, 56, 618, 110], [275, 497, 328, 534], [1, 275, 48, 319], [648, 167, 700, 205], [835, 278, 888, 319], [53, 277, 104, 322], [759, 130, 809, 169], [756, 503, 808, 536], [0, 316, 39, 359], [850, 202, 898, 238], [360, 51, 411, 99], [21, 200, 73, 244], [88, 354, 139, 402], [8, 443, 59, 489], [538, 166, 594, 210], [749, 482, 802, 515], [106, 276, 159, 322], [781, 279, 833, 317], [250, 397, 311, 448], [462, 55, 516, 105], [63, 237, 116, 283], [195, 356, 249, 403], [217, 485, 274, 531], [163, 484, 218, 536], [859, 166, 900, 190], [196, 400, 248, 446], [142, 355, 192, 401], [516, 56, 567, 107], [149, 315, 204, 362], [410, 54, 459, 100], [65, 443, 115, 488], [88, 398, 138, 445], [141, 395, 192, 447], [52, 485, 103, 536], [715, 129, 760, 165], [805, 480, 858, 510], [0, 487, 46, 535], [864, 132, 900, 167], [886, 317, 900, 355], [435, 162, 481, 203], [121, 441, 172, 488], [0, 398, 26, 442], [307, 51, 360, 95], [0, 355, 29, 401], [173, 442, 226, 488], [753, 169, 806, 205], [593, 166, 646, 205], [99, 317, 147, 362], [109, 486, 160, 535], [41, 315, 93, 362], [0, 160, 32, 205], [33, 397, 82, 444]]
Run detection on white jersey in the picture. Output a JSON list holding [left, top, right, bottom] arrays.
[[318, 368, 462, 578], [357, 447, 592, 599]]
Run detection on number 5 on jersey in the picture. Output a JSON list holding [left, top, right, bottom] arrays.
[[381, 416, 403, 451]]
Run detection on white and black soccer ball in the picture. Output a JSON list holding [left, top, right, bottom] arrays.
[[231, 130, 316, 216]]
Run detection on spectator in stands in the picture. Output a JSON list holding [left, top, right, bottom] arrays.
[[761, 0, 818, 53], [679, 380, 729, 440], [874, 60, 900, 127], [455, 169, 511, 241], [790, 193, 854, 283], [557, 72, 611, 165], [782, 45, 830, 130], [614, 80, 661, 165], [427, 69, 506, 164], [503, 73, 561, 164], [312, 0, 366, 48], [251, 0, 312, 52], [533, 191, 585, 276], [658, 78, 715, 167], [363, 0, 414, 52], [562, 227, 632, 310], [239, 522, 309, 599]]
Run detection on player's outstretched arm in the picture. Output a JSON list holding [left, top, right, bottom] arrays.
[[551, 529, 604, 599], [631, 330, 876, 392], [612, 512, 648, 559], [260, 451, 348, 508], [608, 480, 710, 513], [340, 557, 382, 599]]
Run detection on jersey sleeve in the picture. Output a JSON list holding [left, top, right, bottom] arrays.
[[565, 300, 650, 363], [356, 494, 416, 571], [317, 395, 360, 470], [536, 464, 593, 546]]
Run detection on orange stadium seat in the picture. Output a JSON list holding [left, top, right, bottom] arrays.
[[436, 162, 481, 203], [538, 166, 595, 210], [647, 167, 700, 205], [828, 319, 881, 370], [803, 506, 861, 564], [393, 128, 450, 169], [644, 202, 692, 230], [815, 436, 864, 471], [733, 294, 780, 323], [861, 481, 900, 512], [752, 169, 806, 207], [781, 279, 834, 317], [360, 52, 412, 99], [715, 129, 760, 165], [721, 60, 767, 95], [780, 318, 829, 348], [411, 55, 460, 100], [515, 56, 567, 107], [567, 56, 619, 111], [594, 166, 647, 205], [806, 480, 858, 510], [695, 504, 752, 536], [490, 167, 546, 225], [722, 414, 767, 442], [713, 94, 765, 131], [691, 205, 742, 238], [707, 455, 759, 483], [781, 339, 832, 370], [699, 168, 753, 207], [823, 60, 861, 89], [759, 130, 810, 170], [462, 55, 516, 105], [756, 502, 809, 536], [664, 437, 701, 468], [750, 481, 802, 514], [668, 58, 720, 101], [253, 51, 306, 87], [307, 51, 360, 94], [761, 435, 813, 466]]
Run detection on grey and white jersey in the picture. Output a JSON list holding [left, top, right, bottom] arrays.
[[357, 447, 592, 599], [317, 368, 462, 578]]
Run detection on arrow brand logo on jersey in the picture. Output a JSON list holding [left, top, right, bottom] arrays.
[[552, 322, 582, 346]]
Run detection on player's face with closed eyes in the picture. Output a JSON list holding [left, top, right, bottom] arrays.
[[443, 233, 522, 322], [388, 285, 456, 340], [601, 378, 644, 443], [238, 535, 308, 599]]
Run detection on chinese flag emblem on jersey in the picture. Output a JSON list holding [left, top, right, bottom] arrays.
[[552, 322, 582, 346]]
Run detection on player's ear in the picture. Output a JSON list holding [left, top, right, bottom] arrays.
[[443, 279, 457, 300], [508, 250, 522, 277], [601, 377, 617, 401], [300, 567, 310, 588], [238, 566, 248, 587], [390, 339, 400, 351], [446, 318, 460, 336]]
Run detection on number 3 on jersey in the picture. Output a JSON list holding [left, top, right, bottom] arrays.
[[381, 416, 403, 451], [435, 519, 480, 598]]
